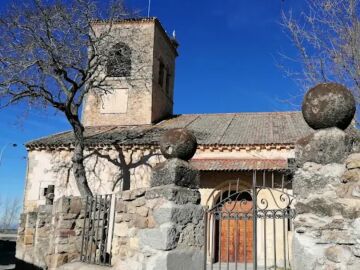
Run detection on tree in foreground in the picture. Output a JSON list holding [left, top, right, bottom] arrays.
[[282, 0, 360, 104], [0, 0, 133, 197]]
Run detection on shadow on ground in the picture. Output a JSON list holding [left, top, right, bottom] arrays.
[[0, 240, 42, 270]]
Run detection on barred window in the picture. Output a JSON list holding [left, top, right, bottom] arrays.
[[107, 42, 131, 77]]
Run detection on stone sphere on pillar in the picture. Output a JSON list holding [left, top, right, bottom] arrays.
[[302, 83, 356, 130], [160, 128, 197, 161]]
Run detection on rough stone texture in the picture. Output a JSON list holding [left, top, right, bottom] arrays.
[[16, 196, 84, 270], [302, 82, 356, 130], [293, 136, 360, 269], [159, 128, 197, 160], [145, 185, 201, 204], [112, 186, 204, 270], [295, 127, 351, 166], [151, 158, 200, 188]]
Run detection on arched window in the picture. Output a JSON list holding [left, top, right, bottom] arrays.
[[106, 42, 131, 77]]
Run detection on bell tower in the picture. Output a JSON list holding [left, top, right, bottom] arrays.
[[82, 18, 178, 126]]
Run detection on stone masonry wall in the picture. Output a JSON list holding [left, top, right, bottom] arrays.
[[112, 186, 204, 270], [16, 197, 84, 270], [292, 83, 360, 270]]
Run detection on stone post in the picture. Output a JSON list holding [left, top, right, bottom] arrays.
[[113, 128, 204, 270], [293, 83, 360, 269]]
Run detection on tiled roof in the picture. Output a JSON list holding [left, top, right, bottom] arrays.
[[190, 158, 288, 171], [26, 111, 314, 148]]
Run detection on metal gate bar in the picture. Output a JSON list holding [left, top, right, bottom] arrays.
[[80, 194, 115, 266], [204, 171, 295, 270]]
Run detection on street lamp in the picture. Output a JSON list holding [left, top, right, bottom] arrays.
[[0, 143, 17, 166]]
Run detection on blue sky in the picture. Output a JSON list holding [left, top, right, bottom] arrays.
[[0, 0, 305, 201]]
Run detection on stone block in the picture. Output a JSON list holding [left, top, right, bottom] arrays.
[[136, 206, 149, 217], [346, 153, 360, 169], [114, 222, 129, 237], [56, 229, 76, 238], [139, 224, 179, 250], [118, 188, 146, 201], [342, 169, 360, 183], [296, 128, 351, 165], [293, 162, 345, 198], [134, 216, 148, 229], [178, 223, 204, 247], [151, 158, 200, 188], [132, 197, 146, 207], [127, 204, 137, 214], [58, 220, 75, 230], [145, 186, 201, 205], [116, 200, 127, 213], [153, 203, 203, 226], [325, 246, 352, 263], [48, 253, 69, 268], [26, 212, 38, 228], [146, 249, 203, 270], [24, 235, 34, 245], [69, 197, 83, 214], [61, 213, 78, 220], [115, 213, 133, 223]]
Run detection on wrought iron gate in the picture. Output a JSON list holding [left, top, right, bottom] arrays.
[[80, 194, 116, 266], [204, 171, 295, 270]]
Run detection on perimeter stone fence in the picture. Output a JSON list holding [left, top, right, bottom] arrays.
[[292, 83, 360, 270], [16, 128, 205, 270], [16, 197, 84, 270]]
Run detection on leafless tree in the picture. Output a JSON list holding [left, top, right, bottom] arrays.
[[281, 0, 360, 103], [0, 197, 21, 231], [0, 0, 139, 197]]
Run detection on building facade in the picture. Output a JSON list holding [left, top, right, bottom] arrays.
[[21, 18, 314, 268]]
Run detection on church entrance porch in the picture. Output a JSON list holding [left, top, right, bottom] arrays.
[[203, 171, 295, 270]]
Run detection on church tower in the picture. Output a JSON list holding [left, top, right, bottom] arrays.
[[82, 18, 178, 126]]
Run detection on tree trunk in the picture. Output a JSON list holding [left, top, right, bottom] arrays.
[[67, 112, 93, 197]]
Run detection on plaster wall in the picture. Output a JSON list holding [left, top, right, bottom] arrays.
[[23, 147, 294, 212], [24, 148, 163, 212]]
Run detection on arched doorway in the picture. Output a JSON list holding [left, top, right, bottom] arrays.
[[214, 190, 254, 263], [204, 174, 296, 269]]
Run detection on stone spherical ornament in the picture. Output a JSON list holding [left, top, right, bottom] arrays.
[[302, 83, 356, 130], [160, 128, 197, 161]]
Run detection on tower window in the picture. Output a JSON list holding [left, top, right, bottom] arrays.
[[107, 42, 131, 77], [158, 60, 165, 87], [165, 71, 171, 95]]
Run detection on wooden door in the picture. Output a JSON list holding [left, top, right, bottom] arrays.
[[220, 201, 253, 263]]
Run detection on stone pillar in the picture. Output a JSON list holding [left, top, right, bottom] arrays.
[[293, 83, 360, 270], [47, 196, 84, 270], [113, 128, 204, 270]]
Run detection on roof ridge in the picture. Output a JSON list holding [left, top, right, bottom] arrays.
[[172, 111, 302, 116]]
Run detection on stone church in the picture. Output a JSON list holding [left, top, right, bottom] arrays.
[[19, 18, 324, 269], [24, 17, 312, 211]]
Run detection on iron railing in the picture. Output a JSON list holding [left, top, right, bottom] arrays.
[[204, 171, 295, 270], [80, 194, 116, 266]]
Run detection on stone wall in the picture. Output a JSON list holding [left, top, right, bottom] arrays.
[[112, 186, 204, 270], [292, 83, 360, 270], [16, 197, 84, 270]]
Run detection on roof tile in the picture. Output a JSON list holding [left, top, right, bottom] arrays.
[[26, 111, 314, 147]]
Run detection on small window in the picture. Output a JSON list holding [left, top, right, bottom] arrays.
[[158, 60, 165, 87], [107, 42, 131, 77]]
